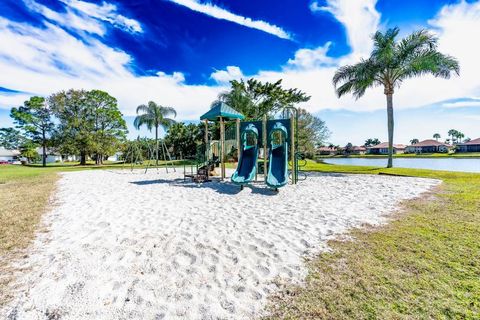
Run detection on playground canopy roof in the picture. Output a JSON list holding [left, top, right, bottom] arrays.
[[200, 102, 245, 121]]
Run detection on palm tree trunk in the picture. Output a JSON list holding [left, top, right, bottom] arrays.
[[155, 126, 159, 166], [386, 94, 394, 168]]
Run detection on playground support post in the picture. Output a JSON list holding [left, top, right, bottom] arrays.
[[236, 118, 240, 162], [220, 116, 226, 180], [263, 115, 267, 183], [290, 111, 296, 184], [204, 120, 209, 160]]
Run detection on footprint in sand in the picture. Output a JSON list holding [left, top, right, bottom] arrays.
[[174, 250, 197, 267]]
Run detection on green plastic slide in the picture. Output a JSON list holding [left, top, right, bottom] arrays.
[[231, 124, 259, 185], [266, 122, 289, 189]]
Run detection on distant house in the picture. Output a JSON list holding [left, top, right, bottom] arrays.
[[36, 148, 82, 162], [0, 147, 21, 163], [351, 146, 367, 155], [457, 138, 480, 153], [108, 152, 123, 161], [36, 147, 64, 163], [368, 142, 406, 155], [405, 139, 451, 153], [317, 146, 337, 156]]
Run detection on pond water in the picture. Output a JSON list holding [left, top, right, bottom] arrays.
[[322, 157, 480, 173]]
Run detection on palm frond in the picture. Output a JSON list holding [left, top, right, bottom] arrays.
[[372, 27, 399, 65], [133, 114, 154, 131], [393, 29, 438, 72], [398, 49, 460, 81], [147, 101, 158, 110], [159, 106, 177, 118], [333, 59, 379, 99], [136, 104, 150, 115], [159, 118, 176, 130]]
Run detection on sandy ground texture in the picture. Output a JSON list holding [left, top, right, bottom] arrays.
[[2, 169, 439, 320]]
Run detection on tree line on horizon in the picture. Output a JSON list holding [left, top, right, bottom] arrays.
[[0, 79, 331, 166], [324, 129, 472, 154], [1, 90, 127, 166], [409, 130, 470, 146]]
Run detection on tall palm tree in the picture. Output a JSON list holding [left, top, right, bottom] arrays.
[[333, 28, 459, 167], [134, 101, 176, 165], [448, 129, 458, 144], [433, 133, 441, 141]]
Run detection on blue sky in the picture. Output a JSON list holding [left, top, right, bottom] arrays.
[[0, 0, 479, 145]]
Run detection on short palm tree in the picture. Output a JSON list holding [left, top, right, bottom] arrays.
[[456, 132, 464, 144], [410, 138, 419, 145], [433, 133, 441, 141], [333, 27, 459, 167], [134, 101, 176, 165]]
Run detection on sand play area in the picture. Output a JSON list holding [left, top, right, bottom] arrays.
[[2, 169, 439, 319]]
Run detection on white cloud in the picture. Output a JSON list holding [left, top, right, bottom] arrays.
[[210, 66, 244, 84], [61, 0, 143, 34], [286, 42, 336, 69], [310, 0, 380, 58], [167, 0, 292, 40], [0, 16, 220, 118], [24, 0, 142, 35], [442, 100, 480, 108]]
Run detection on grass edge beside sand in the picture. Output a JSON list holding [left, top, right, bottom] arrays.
[[265, 161, 480, 319]]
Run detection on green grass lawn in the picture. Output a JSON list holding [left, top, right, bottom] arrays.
[[266, 161, 480, 319]]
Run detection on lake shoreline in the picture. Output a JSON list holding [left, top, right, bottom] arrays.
[[316, 153, 480, 159], [321, 158, 480, 173]]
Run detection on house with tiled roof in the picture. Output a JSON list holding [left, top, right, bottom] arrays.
[[351, 146, 367, 155], [367, 142, 406, 155], [405, 139, 452, 154], [457, 138, 480, 153]]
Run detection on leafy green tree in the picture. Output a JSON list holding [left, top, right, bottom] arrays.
[[410, 138, 419, 145], [164, 122, 202, 159], [333, 28, 459, 167], [49, 89, 92, 165], [216, 79, 310, 120], [19, 140, 40, 163], [0, 127, 26, 149], [364, 138, 381, 147], [87, 90, 128, 164], [296, 108, 330, 158], [134, 101, 176, 165], [344, 142, 353, 155], [49, 89, 127, 165], [10, 96, 54, 166], [433, 133, 441, 141]]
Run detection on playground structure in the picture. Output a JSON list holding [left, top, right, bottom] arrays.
[[122, 137, 176, 173], [193, 102, 303, 190]]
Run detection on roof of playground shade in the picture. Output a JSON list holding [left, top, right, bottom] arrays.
[[200, 102, 245, 121]]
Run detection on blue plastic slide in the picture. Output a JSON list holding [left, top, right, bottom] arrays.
[[231, 124, 259, 185], [266, 122, 289, 189]]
